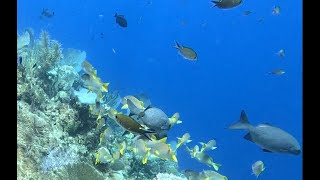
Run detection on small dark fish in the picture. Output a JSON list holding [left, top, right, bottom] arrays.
[[211, 0, 242, 9], [41, 8, 54, 18], [268, 69, 285, 75], [272, 6, 281, 15], [17, 56, 22, 66], [258, 17, 265, 23], [114, 13, 127, 28], [174, 41, 197, 61], [32, 63, 37, 69], [243, 10, 252, 16]]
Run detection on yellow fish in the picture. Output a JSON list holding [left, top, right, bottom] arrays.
[[121, 95, 145, 111], [95, 147, 113, 165], [176, 133, 192, 149], [168, 112, 182, 127], [99, 127, 113, 145], [132, 139, 151, 164], [81, 73, 110, 93], [199, 139, 217, 152], [195, 152, 222, 171], [201, 170, 228, 180], [81, 60, 97, 77]]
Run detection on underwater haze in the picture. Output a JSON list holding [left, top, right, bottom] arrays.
[[18, 0, 302, 180]]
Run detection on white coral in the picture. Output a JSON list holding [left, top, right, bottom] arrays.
[[61, 48, 86, 72], [73, 88, 97, 104], [153, 173, 187, 180], [48, 65, 78, 92], [17, 31, 31, 50]]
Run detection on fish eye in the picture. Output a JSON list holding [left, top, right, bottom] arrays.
[[115, 115, 118, 118]]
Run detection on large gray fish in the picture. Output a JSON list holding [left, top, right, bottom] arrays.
[[211, 0, 242, 9], [138, 106, 171, 139], [138, 106, 171, 131], [228, 110, 301, 155]]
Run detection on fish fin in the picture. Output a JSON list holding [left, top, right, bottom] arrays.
[[97, 113, 102, 120], [139, 100, 144, 107], [142, 154, 148, 164], [243, 133, 254, 142], [262, 149, 273, 153], [142, 133, 152, 140], [210, 3, 217, 8], [102, 83, 109, 92], [177, 120, 182, 124], [121, 104, 128, 109], [172, 154, 178, 162], [114, 13, 117, 17], [213, 163, 222, 171], [143, 128, 157, 134], [137, 112, 145, 119], [159, 137, 167, 143], [129, 112, 136, 117], [138, 105, 152, 119], [174, 41, 181, 49], [122, 130, 130, 136], [150, 134, 157, 141], [144, 105, 153, 111], [228, 110, 251, 130], [260, 122, 273, 126], [161, 126, 171, 131]]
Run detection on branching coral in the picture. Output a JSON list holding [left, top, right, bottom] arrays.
[[18, 29, 65, 100]]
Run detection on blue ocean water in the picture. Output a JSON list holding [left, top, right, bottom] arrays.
[[18, 0, 302, 179]]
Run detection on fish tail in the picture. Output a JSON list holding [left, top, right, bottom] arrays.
[[143, 128, 156, 134], [172, 154, 178, 162], [174, 41, 181, 49], [142, 133, 152, 140], [210, 4, 217, 8], [212, 162, 222, 171], [210, 1, 218, 8], [228, 110, 251, 130], [121, 104, 128, 109], [102, 83, 109, 92]]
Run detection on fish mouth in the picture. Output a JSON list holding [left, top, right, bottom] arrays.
[[292, 149, 301, 155]]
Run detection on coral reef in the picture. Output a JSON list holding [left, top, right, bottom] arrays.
[[17, 29, 185, 180]]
